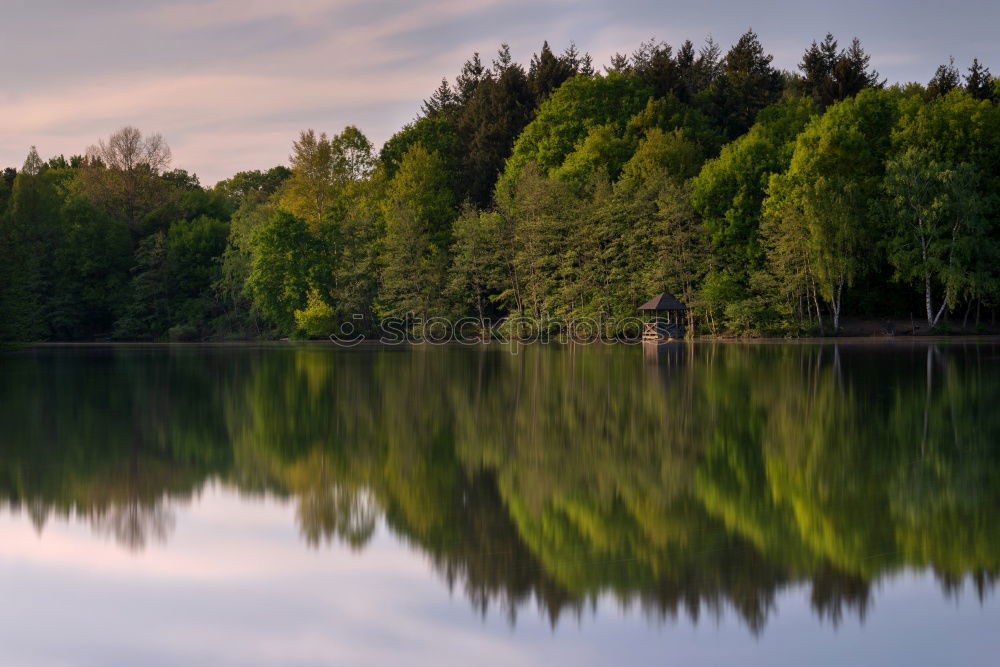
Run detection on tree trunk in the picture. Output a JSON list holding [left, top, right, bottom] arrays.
[[924, 268, 935, 328], [810, 280, 824, 334], [931, 301, 947, 328], [476, 291, 486, 341], [508, 261, 523, 316], [831, 275, 844, 333]]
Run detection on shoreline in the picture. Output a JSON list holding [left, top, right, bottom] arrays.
[[11, 334, 1000, 349]]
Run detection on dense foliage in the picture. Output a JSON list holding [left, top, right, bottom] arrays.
[[3, 32, 1000, 341]]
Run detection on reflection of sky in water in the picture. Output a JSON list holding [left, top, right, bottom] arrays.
[[1, 484, 997, 667]]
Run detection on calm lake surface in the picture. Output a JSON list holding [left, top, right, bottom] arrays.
[[1, 341, 998, 666]]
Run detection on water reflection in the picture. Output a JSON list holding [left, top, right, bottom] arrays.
[[1, 341, 998, 632]]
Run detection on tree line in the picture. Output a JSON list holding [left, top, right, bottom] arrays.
[[2, 31, 999, 341]]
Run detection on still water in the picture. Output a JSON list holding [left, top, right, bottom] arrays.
[[1, 341, 998, 666]]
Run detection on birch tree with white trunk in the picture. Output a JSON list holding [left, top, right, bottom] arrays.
[[884, 148, 985, 328]]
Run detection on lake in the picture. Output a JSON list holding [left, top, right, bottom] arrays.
[[1, 341, 998, 666]]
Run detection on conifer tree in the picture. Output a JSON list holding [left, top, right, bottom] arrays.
[[965, 58, 994, 100], [799, 35, 880, 107], [631, 38, 679, 98], [455, 53, 486, 106], [457, 44, 534, 206], [799, 33, 840, 106], [712, 30, 783, 137], [830, 38, 883, 100], [674, 40, 698, 102], [926, 57, 961, 99], [693, 38, 723, 91], [606, 53, 631, 74], [562, 43, 589, 74], [421, 78, 459, 118], [528, 41, 576, 104]]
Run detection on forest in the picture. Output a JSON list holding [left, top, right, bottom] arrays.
[[2, 30, 999, 342]]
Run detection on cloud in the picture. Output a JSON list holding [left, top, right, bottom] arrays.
[[1, 0, 546, 181], [139, 0, 349, 29], [2, 0, 999, 182]]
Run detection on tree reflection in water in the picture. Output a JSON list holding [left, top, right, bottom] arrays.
[[1, 341, 998, 632]]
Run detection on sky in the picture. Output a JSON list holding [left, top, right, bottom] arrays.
[[2, 0, 998, 184], [3, 485, 999, 666]]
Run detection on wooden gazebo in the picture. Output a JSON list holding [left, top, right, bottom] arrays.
[[639, 292, 687, 341]]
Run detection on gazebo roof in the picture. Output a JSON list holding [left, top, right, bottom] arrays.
[[638, 292, 687, 311]]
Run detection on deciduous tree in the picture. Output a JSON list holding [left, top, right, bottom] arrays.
[[81, 126, 172, 237], [379, 145, 455, 321]]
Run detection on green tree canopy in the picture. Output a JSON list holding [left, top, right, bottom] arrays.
[[762, 90, 897, 331], [500, 73, 652, 189], [245, 211, 321, 334], [379, 144, 455, 321]]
